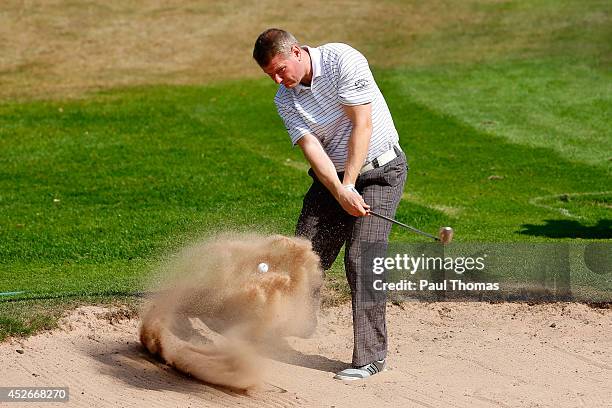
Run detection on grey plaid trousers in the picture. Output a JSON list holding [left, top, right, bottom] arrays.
[[296, 150, 408, 366]]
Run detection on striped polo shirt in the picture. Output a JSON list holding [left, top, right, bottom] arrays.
[[274, 43, 400, 172]]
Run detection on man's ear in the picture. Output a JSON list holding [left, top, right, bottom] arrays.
[[292, 45, 302, 59]]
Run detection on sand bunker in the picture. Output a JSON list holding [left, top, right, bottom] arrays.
[[2, 302, 610, 407], [139, 233, 323, 390]]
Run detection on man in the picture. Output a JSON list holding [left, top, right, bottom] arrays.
[[253, 29, 407, 380]]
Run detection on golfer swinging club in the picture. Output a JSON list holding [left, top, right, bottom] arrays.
[[253, 29, 407, 380]]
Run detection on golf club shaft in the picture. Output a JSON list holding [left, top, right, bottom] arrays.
[[368, 210, 440, 241]]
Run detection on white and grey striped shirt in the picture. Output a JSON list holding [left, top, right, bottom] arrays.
[[274, 43, 400, 172]]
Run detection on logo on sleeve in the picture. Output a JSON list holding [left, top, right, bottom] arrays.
[[354, 78, 370, 90]]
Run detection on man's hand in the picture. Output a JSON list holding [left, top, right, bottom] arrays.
[[337, 184, 370, 216], [297, 134, 370, 217]]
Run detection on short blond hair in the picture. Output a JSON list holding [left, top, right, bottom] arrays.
[[253, 28, 298, 67]]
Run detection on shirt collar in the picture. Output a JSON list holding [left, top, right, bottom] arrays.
[[294, 45, 321, 94]]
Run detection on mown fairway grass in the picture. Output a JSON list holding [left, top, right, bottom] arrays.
[[1, 0, 611, 339], [1, 74, 610, 339]]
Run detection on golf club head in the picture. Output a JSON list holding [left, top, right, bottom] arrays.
[[438, 227, 454, 244]]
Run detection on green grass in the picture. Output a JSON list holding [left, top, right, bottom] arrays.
[[0, 297, 139, 341], [388, 57, 612, 167], [1, 0, 611, 340], [1, 79, 609, 306], [376, 0, 611, 72]]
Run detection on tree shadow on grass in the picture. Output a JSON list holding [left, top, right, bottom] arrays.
[[518, 219, 612, 239]]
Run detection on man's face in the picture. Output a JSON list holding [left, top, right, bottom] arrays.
[[261, 46, 304, 88]]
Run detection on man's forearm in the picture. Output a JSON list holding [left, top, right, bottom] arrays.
[[341, 103, 373, 186], [297, 134, 343, 199], [342, 123, 372, 186], [310, 157, 344, 201], [298, 133, 370, 217]]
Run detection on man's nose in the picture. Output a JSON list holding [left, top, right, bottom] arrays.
[[273, 74, 283, 84]]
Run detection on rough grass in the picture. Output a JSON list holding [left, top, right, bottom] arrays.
[[1, 0, 609, 100], [0, 296, 140, 342]]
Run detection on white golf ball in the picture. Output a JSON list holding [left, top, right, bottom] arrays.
[[257, 262, 269, 273]]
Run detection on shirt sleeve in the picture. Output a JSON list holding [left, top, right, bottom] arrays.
[[275, 98, 311, 146], [337, 47, 376, 106]]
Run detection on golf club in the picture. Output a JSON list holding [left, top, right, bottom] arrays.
[[368, 210, 454, 244]]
